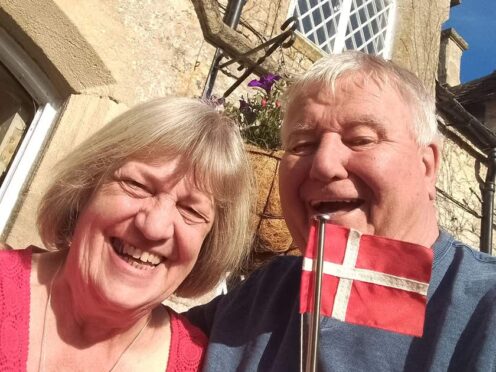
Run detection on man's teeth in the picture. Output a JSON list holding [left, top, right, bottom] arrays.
[[115, 242, 162, 265]]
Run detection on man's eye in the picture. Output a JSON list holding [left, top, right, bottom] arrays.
[[345, 137, 377, 148], [287, 141, 316, 155]]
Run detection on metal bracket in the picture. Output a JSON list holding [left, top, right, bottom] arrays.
[[221, 16, 298, 98]]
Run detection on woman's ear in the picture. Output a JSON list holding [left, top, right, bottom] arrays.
[[422, 142, 441, 201]]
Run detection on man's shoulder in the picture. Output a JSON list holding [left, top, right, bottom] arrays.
[[225, 255, 302, 304], [186, 256, 302, 335], [445, 235, 496, 272], [246, 255, 302, 283], [433, 232, 496, 300], [453, 240, 496, 264]]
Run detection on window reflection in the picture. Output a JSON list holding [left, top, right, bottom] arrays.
[[0, 61, 36, 183]]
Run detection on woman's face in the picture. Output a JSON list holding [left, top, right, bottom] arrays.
[[67, 157, 215, 312]]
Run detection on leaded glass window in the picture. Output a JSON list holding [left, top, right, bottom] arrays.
[[290, 0, 395, 58]]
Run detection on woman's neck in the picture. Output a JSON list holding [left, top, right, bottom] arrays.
[[50, 263, 151, 346], [29, 249, 171, 372]]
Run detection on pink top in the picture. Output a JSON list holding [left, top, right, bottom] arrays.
[[0, 249, 206, 371]]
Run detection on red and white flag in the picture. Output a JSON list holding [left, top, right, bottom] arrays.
[[300, 223, 433, 337]]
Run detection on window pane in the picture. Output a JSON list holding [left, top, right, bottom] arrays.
[[343, 0, 393, 55], [0, 62, 36, 182], [316, 26, 327, 45], [322, 1, 332, 19], [312, 8, 323, 24], [301, 14, 314, 33], [299, 0, 309, 15], [294, 0, 393, 56], [349, 12, 359, 31]]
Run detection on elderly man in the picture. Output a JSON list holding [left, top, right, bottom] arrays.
[[187, 51, 496, 371]]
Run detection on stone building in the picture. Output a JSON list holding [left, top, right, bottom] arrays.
[[0, 0, 493, 276], [436, 27, 496, 254]]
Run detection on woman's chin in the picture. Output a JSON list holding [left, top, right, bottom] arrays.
[[98, 286, 163, 314]]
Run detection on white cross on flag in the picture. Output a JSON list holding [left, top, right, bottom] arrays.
[[300, 223, 433, 337]]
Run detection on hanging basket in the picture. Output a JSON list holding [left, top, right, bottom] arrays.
[[245, 144, 300, 272]]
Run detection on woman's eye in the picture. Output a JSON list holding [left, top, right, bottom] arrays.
[[179, 206, 207, 224], [120, 179, 151, 197]]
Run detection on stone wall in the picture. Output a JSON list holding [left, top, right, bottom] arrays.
[[437, 122, 488, 251], [438, 28, 468, 87], [392, 0, 451, 93]]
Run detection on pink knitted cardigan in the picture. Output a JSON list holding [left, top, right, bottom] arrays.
[[0, 249, 206, 371]]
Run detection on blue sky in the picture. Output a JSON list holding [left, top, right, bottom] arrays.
[[443, 0, 496, 83]]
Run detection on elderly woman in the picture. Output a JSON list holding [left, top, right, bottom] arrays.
[[0, 97, 252, 371]]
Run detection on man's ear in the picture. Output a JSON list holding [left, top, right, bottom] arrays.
[[422, 142, 441, 201]]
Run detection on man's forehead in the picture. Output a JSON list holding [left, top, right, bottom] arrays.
[[281, 78, 409, 144], [290, 75, 393, 103], [283, 88, 390, 129], [284, 115, 386, 136]]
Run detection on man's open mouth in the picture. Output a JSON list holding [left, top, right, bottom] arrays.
[[310, 199, 364, 215]]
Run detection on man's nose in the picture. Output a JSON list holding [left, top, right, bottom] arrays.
[[309, 134, 349, 182], [134, 197, 174, 242]]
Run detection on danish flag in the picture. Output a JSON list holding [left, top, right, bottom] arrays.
[[300, 223, 433, 337]]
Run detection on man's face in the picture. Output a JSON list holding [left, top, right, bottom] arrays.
[[279, 78, 440, 249]]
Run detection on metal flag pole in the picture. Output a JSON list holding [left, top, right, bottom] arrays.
[[305, 213, 330, 372]]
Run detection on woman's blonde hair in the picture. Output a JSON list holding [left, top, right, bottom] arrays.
[[38, 97, 253, 297]]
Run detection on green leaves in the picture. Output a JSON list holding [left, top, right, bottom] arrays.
[[225, 75, 285, 150]]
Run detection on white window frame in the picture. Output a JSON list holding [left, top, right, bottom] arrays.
[[288, 0, 396, 59], [0, 28, 59, 237]]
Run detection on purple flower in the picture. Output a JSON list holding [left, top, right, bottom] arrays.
[[248, 73, 281, 93]]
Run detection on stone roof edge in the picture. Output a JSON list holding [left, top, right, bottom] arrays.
[[441, 28, 469, 51], [437, 81, 496, 151]]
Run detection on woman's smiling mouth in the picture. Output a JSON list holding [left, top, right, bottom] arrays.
[[111, 237, 164, 270]]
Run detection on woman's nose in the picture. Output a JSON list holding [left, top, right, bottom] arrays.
[[309, 134, 349, 182], [134, 198, 174, 242]]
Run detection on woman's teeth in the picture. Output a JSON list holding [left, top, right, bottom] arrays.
[[122, 245, 162, 265], [112, 238, 163, 268]]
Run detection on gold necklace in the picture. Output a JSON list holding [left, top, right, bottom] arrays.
[[38, 262, 151, 372]]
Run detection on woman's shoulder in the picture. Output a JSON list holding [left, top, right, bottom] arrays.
[[0, 246, 59, 287], [0, 246, 32, 311], [0, 246, 65, 288], [0, 244, 49, 264], [167, 308, 207, 371], [0, 245, 33, 269], [169, 308, 208, 346]]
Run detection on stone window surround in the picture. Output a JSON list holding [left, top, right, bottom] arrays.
[[0, 1, 130, 246], [0, 27, 59, 238]]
